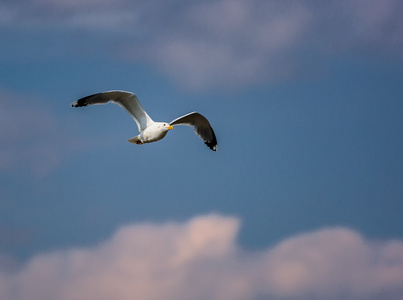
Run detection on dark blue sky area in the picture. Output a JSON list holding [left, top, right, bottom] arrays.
[[1, 1, 403, 299]]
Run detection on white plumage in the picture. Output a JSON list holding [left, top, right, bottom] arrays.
[[71, 90, 217, 151]]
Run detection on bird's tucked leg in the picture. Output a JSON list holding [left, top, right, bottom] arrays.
[[128, 136, 143, 145]]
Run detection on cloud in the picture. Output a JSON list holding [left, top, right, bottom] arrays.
[[1, 1, 403, 90], [346, 0, 403, 50], [135, 1, 312, 90], [1, 214, 403, 300], [0, 91, 57, 176], [0, 90, 80, 177]]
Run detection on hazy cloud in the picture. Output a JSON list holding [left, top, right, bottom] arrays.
[[136, 1, 311, 90], [1, 0, 403, 89], [0, 90, 79, 177], [1, 214, 402, 300]]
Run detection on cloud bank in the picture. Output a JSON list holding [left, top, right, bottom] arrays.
[[2, 0, 403, 90], [1, 214, 403, 300]]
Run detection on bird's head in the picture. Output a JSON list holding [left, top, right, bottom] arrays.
[[161, 123, 173, 131]]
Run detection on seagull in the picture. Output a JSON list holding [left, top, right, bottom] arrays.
[[71, 90, 217, 151]]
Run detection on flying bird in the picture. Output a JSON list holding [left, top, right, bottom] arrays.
[[71, 90, 217, 151]]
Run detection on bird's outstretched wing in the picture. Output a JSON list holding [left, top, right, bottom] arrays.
[[71, 90, 154, 132], [170, 112, 217, 151]]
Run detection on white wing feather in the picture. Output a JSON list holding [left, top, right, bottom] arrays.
[[71, 90, 154, 132]]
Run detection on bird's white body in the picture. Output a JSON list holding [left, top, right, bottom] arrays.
[[128, 122, 172, 144]]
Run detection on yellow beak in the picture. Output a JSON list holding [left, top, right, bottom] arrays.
[[167, 125, 173, 130]]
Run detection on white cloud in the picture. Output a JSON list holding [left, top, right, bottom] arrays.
[[1, 0, 403, 90], [138, 1, 311, 90], [1, 214, 403, 300]]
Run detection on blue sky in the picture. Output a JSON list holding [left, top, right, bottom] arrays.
[[1, 1, 403, 299]]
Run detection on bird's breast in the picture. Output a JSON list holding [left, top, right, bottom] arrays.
[[140, 127, 169, 143]]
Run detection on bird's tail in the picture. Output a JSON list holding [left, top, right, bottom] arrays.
[[128, 136, 143, 145]]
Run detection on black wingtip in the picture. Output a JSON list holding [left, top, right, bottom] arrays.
[[71, 95, 91, 108], [205, 130, 218, 151], [205, 142, 217, 151]]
